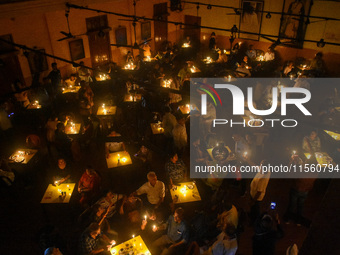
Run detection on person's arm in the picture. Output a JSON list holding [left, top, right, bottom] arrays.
[[59, 174, 71, 184], [155, 182, 165, 208], [119, 196, 127, 215], [90, 248, 105, 254]]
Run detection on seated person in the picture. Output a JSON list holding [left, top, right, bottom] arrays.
[[302, 131, 321, 153], [132, 172, 165, 210], [55, 123, 73, 155], [78, 166, 101, 206], [78, 61, 93, 83], [96, 190, 124, 218], [235, 62, 251, 77], [165, 152, 187, 187], [78, 222, 114, 255], [64, 74, 78, 87], [134, 145, 152, 163], [119, 195, 143, 223], [201, 225, 238, 255], [0, 158, 15, 187], [264, 47, 275, 61], [246, 45, 257, 60], [44, 247, 63, 255], [216, 204, 239, 231], [53, 158, 71, 185], [105, 141, 126, 158], [283, 61, 295, 77], [152, 207, 189, 255]]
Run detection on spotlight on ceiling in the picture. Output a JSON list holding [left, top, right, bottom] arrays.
[[266, 12, 272, 19], [207, 4, 212, 10], [317, 38, 325, 48]]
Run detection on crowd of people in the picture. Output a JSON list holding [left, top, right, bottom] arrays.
[[0, 33, 337, 255]]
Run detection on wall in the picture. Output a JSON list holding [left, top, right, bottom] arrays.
[[0, 0, 340, 87]]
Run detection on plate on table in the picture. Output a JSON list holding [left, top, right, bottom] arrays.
[[187, 184, 194, 190]]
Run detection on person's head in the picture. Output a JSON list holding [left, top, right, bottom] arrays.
[[316, 52, 323, 59], [44, 247, 62, 255], [243, 56, 248, 62], [287, 61, 294, 68], [147, 171, 157, 186], [58, 158, 66, 170], [239, 61, 246, 68], [86, 166, 95, 176], [56, 122, 65, 132], [87, 222, 101, 238], [267, 47, 274, 53], [211, 32, 215, 37], [310, 131, 318, 140], [105, 190, 114, 200], [260, 213, 273, 230], [51, 63, 57, 70], [79, 61, 85, 66], [70, 74, 76, 81], [174, 207, 184, 223], [170, 152, 178, 163]]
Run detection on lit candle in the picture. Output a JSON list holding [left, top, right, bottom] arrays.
[[243, 151, 248, 157], [228, 75, 231, 82], [153, 225, 157, 231], [292, 150, 296, 155], [144, 215, 147, 220], [132, 234, 135, 238]]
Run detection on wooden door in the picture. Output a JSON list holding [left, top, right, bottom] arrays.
[[184, 15, 201, 46], [153, 3, 168, 52], [87, 31, 111, 68]]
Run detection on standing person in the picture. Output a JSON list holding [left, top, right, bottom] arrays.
[[152, 207, 189, 255], [209, 32, 216, 51], [172, 116, 187, 157], [253, 213, 283, 255], [47, 63, 62, 96], [249, 160, 271, 223]]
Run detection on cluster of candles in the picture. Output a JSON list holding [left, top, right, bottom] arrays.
[[99, 73, 109, 81], [57, 184, 71, 196], [182, 42, 190, 48], [204, 56, 213, 64], [145, 56, 152, 62], [162, 79, 172, 88], [69, 122, 76, 133], [117, 154, 127, 164], [124, 63, 135, 70], [32, 100, 41, 108], [110, 233, 149, 255], [190, 65, 198, 73]]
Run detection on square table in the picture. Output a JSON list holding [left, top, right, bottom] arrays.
[[304, 152, 333, 165], [106, 151, 132, 168], [170, 182, 201, 204], [9, 149, 38, 164], [124, 94, 142, 102], [62, 86, 81, 94], [207, 146, 231, 161], [150, 122, 164, 135], [40, 183, 76, 204], [65, 123, 81, 135], [110, 235, 150, 255], [97, 106, 117, 116], [324, 130, 340, 141]]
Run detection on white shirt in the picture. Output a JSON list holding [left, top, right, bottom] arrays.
[[162, 112, 177, 137], [264, 52, 275, 61], [210, 232, 238, 255], [172, 123, 187, 149], [136, 180, 165, 205], [250, 171, 271, 201]]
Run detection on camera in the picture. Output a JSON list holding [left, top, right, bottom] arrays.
[[270, 202, 276, 210]]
